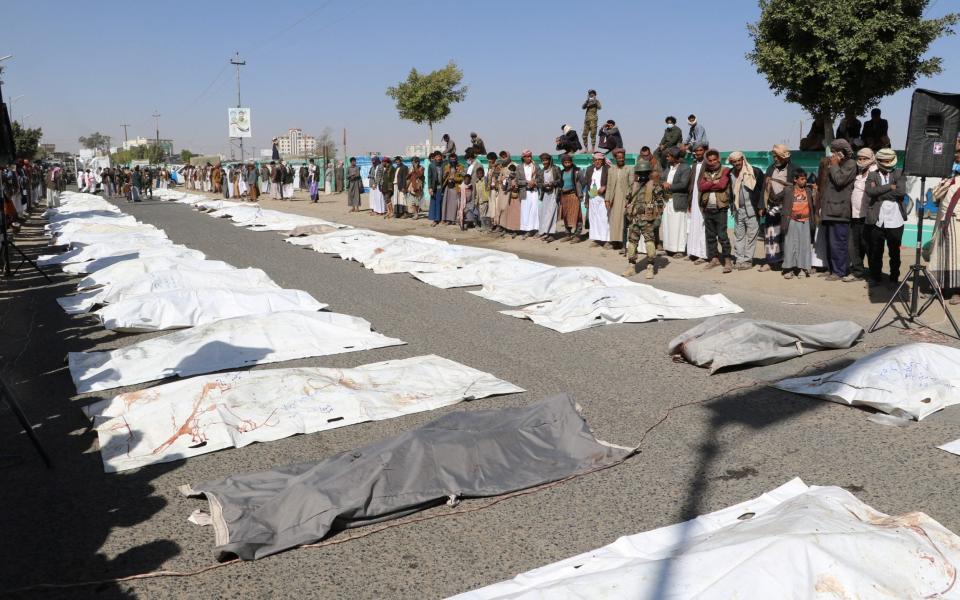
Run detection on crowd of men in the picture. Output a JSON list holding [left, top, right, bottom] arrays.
[[0, 158, 59, 229], [80, 165, 175, 202], [181, 160, 344, 203], [355, 92, 942, 287]]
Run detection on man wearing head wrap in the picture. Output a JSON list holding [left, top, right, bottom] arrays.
[[537, 153, 561, 239], [469, 132, 486, 156], [583, 152, 611, 245], [557, 153, 583, 240], [556, 125, 583, 154], [623, 159, 666, 279], [660, 146, 692, 256], [441, 153, 465, 224], [727, 151, 766, 270], [516, 150, 542, 237], [604, 148, 632, 248], [865, 148, 907, 285], [582, 90, 602, 153], [368, 156, 386, 215], [428, 152, 444, 225], [686, 143, 710, 263], [848, 148, 878, 280], [820, 139, 858, 280], [683, 115, 709, 152], [761, 144, 794, 271], [379, 156, 396, 218]]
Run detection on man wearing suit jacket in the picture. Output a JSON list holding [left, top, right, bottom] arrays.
[[660, 146, 692, 255], [393, 156, 409, 218], [865, 148, 907, 285]]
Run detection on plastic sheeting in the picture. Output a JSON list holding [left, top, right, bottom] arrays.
[[38, 238, 175, 266], [76, 257, 234, 291], [96, 288, 327, 332], [86, 355, 524, 472], [501, 285, 743, 333], [774, 342, 960, 420], [68, 310, 405, 394], [181, 394, 633, 560], [61, 246, 207, 275], [59, 267, 277, 314], [668, 317, 864, 373], [470, 267, 636, 307], [453, 478, 960, 599], [414, 258, 553, 289]]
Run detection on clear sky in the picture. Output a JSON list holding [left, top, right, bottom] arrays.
[[6, 0, 959, 158]]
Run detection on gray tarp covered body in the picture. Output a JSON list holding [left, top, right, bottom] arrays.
[[182, 394, 632, 560], [668, 317, 864, 374]]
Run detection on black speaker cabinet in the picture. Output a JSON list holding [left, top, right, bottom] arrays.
[[903, 88, 960, 178], [0, 102, 14, 165]]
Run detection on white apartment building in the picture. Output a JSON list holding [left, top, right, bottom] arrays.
[[275, 128, 318, 157]]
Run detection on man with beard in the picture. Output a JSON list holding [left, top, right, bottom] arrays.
[[698, 149, 734, 273], [820, 139, 857, 280], [604, 148, 632, 250], [516, 150, 542, 238], [687, 143, 709, 263], [660, 147, 692, 257], [583, 152, 610, 246], [537, 153, 561, 240], [727, 151, 765, 270]]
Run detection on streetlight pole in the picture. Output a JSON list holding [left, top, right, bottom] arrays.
[[9, 94, 23, 123], [230, 52, 246, 163], [152, 111, 161, 162], [120, 123, 130, 143]]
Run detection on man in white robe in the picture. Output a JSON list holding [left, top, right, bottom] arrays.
[[660, 146, 692, 256]]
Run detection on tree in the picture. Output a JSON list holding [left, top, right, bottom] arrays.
[[78, 131, 111, 154], [386, 60, 467, 147], [180, 149, 195, 163], [747, 0, 958, 148], [12, 121, 42, 160], [315, 127, 338, 161]]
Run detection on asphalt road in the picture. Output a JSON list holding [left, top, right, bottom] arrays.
[[2, 195, 959, 599]]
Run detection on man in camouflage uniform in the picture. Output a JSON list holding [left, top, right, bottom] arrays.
[[624, 159, 665, 279], [581, 89, 601, 154]]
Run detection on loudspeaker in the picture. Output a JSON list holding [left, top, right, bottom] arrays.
[[903, 88, 960, 177], [0, 103, 15, 166]]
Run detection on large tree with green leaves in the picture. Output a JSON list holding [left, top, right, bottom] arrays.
[[747, 0, 958, 147], [12, 121, 42, 160], [78, 131, 111, 153], [386, 61, 467, 147]]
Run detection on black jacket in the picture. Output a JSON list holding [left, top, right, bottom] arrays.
[[556, 130, 582, 154], [820, 159, 857, 222], [864, 168, 907, 226], [598, 126, 623, 151]]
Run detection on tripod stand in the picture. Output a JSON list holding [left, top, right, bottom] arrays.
[[0, 373, 52, 468], [0, 174, 51, 282], [869, 176, 960, 338]]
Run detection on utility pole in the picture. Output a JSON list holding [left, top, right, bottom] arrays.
[[120, 123, 130, 143], [152, 111, 161, 162], [230, 52, 246, 163]]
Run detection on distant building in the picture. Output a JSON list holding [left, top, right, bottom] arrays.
[[40, 143, 56, 154], [404, 139, 446, 158], [122, 136, 174, 156], [274, 128, 318, 157]]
